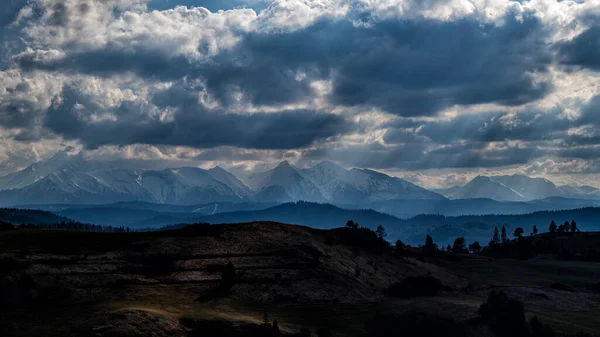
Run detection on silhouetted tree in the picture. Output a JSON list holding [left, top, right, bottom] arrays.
[[263, 310, 269, 325], [558, 221, 570, 234], [375, 225, 387, 239], [346, 220, 358, 229], [490, 226, 501, 246], [532, 225, 538, 235], [469, 241, 482, 254], [501, 225, 508, 244], [452, 237, 467, 253], [446, 244, 452, 252], [395, 239, 407, 257], [424, 234, 438, 254], [272, 320, 280, 335], [549, 220, 557, 233], [570, 220, 577, 233], [513, 227, 524, 239]]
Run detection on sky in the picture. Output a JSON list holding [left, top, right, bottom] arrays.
[[1, 0, 600, 188]]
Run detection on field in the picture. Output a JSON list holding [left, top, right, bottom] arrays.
[[2, 224, 600, 336]]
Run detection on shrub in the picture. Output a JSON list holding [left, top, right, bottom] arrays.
[[479, 291, 527, 337], [220, 262, 237, 290]]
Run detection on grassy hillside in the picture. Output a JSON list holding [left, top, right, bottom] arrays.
[[2, 223, 600, 337]]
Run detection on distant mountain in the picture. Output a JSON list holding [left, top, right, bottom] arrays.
[[246, 160, 445, 203], [161, 201, 406, 232], [450, 175, 525, 201], [247, 161, 326, 202], [0, 151, 96, 190], [301, 161, 445, 203], [344, 197, 600, 218], [0, 208, 71, 225], [0, 166, 251, 206], [446, 174, 600, 201], [42, 202, 278, 227], [4, 151, 599, 207]]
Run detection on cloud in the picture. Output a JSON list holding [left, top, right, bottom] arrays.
[[556, 25, 600, 71], [42, 83, 354, 149], [1, 0, 600, 179]]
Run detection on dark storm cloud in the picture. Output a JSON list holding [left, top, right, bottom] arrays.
[[200, 10, 553, 114], [16, 46, 194, 80], [383, 96, 600, 147], [371, 95, 600, 169], [555, 25, 600, 71], [0, 0, 29, 68], [15, 9, 553, 115], [41, 85, 354, 150]]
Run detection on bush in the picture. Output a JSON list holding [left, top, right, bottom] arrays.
[[388, 275, 451, 298], [220, 262, 237, 290], [479, 291, 527, 337]]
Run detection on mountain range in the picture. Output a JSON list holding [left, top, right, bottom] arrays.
[[439, 175, 600, 202], [1, 151, 600, 207], [0, 152, 445, 206]]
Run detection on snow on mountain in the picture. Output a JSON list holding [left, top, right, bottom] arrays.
[[300, 161, 445, 203], [5, 151, 600, 206], [491, 175, 561, 200], [0, 151, 93, 190], [247, 161, 327, 202], [450, 175, 525, 202], [0, 169, 138, 205], [0, 152, 251, 206], [207, 166, 252, 198], [450, 174, 600, 201]]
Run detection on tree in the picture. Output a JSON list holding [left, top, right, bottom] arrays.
[[452, 237, 467, 253], [263, 310, 269, 325], [549, 220, 557, 233], [469, 241, 482, 254], [446, 244, 452, 252], [501, 225, 508, 244], [424, 234, 438, 253], [272, 320, 280, 335], [346, 220, 358, 229], [532, 225, 538, 235], [376, 225, 387, 239], [513, 227, 525, 239], [570, 220, 577, 233], [558, 221, 570, 234], [490, 226, 501, 246]]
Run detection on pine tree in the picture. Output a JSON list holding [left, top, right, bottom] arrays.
[[375, 225, 387, 239], [424, 234, 438, 253], [571, 220, 577, 233], [501, 225, 508, 244], [490, 227, 501, 246], [532, 225, 538, 235], [549, 220, 557, 233]]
